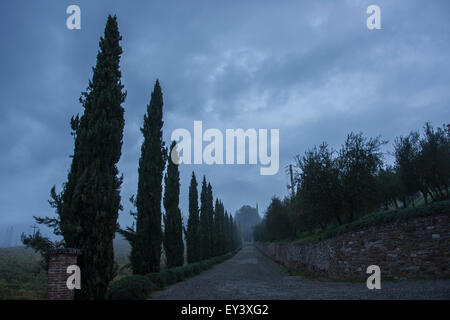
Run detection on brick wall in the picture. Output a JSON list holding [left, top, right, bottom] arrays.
[[256, 215, 450, 280], [47, 248, 81, 300]]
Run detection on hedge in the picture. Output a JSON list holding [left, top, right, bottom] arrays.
[[107, 249, 239, 300], [106, 275, 157, 300]]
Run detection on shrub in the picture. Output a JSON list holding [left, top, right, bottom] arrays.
[[146, 272, 165, 289], [190, 263, 202, 274], [161, 269, 178, 285], [182, 264, 195, 277], [171, 267, 185, 282], [106, 275, 155, 300]]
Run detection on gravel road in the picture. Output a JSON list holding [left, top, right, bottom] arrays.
[[153, 245, 450, 300]]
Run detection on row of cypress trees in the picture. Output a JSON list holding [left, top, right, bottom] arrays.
[[119, 81, 241, 275], [185, 173, 242, 264], [22, 15, 240, 299]]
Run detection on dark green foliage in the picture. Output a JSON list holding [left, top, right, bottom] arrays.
[[206, 183, 215, 258], [393, 131, 423, 206], [213, 200, 226, 256], [192, 174, 237, 260], [260, 197, 291, 241], [170, 266, 186, 282], [254, 123, 449, 243], [295, 143, 343, 229], [0, 247, 47, 300], [186, 172, 201, 263], [338, 132, 386, 220], [106, 275, 155, 300], [121, 80, 168, 275], [376, 166, 403, 209], [323, 199, 450, 240], [24, 15, 126, 300], [394, 123, 449, 206], [199, 177, 212, 259], [107, 251, 241, 300], [163, 142, 184, 268], [140, 250, 238, 294], [21, 231, 62, 271], [160, 269, 177, 285], [146, 272, 166, 289]]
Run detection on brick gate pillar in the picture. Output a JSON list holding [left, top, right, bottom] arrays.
[[47, 248, 81, 300]]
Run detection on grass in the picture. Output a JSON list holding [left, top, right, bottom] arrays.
[[0, 247, 47, 300]]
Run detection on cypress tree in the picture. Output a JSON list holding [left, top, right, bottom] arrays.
[[199, 176, 210, 259], [130, 80, 167, 274], [163, 141, 184, 268], [224, 211, 231, 253], [186, 172, 201, 263], [233, 219, 242, 250], [214, 199, 226, 256], [28, 15, 126, 299], [206, 183, 215, 257]]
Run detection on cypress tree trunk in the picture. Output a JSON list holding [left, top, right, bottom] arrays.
[[132, 80, 167, 274], [163, 142, 184, 268], [59, 15, 126, 299], [186, 172, 201, 263]]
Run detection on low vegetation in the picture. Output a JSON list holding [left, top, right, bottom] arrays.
[[0, 247, 46, 300], [106, 250, 238, 300]]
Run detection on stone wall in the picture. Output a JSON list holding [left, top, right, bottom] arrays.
[[256, 215, 450, 280]]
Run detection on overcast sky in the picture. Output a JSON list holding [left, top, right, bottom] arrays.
[[1, 0, 449, 243]]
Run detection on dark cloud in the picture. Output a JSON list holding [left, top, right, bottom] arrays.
[[1, 0, 449, 241]]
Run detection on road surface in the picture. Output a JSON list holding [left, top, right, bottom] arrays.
[[153, 245, 450, 300]]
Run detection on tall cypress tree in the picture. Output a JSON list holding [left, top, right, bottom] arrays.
[[206, 183, 215, 258], [229, 214, 237, 251], [224, 212, 231, 253], [163, 141, 184, 268], [214, 199, 225, 256], [186, 172, 201, 263], [199, 176, 210, 260], [129, 80, 167, 274], [27, 15, 126, 299]]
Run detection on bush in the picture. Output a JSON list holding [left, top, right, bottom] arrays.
[[190, 262, 202, 275], [146, 272, 166, 289], [106, 275, 155, 300], [182, 264, 195, 277], [160, 269, 177, 285], [171, 267, 185, 282], [138, 250, 240, 293]]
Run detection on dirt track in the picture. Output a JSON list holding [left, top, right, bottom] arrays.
[[153, 245, 450, 300]]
